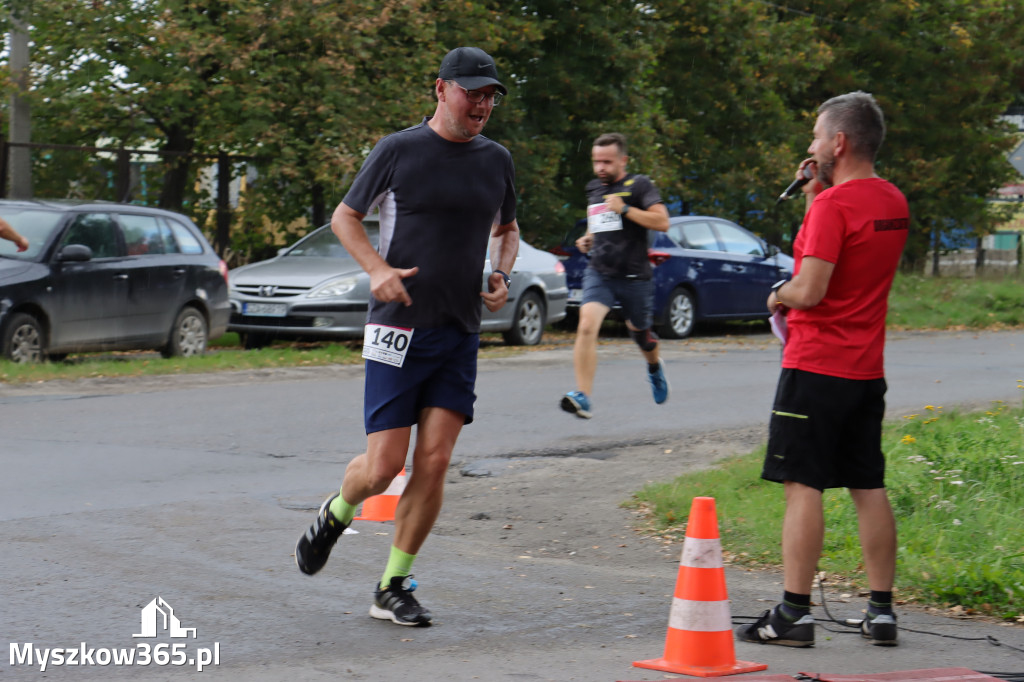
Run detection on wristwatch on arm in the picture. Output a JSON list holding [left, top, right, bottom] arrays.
[[494, 269, 511, 289], [771, 279, 788, 305]]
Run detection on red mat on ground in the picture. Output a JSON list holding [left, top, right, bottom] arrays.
[[618, 677, 793, 682], [800, 669, 1002, 682], [619, 667, 1001, 682]]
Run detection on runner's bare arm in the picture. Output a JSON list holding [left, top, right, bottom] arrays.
[[332, 202, 418, 307], [482, 219, 520, 312], [602, 196, 669, 232]]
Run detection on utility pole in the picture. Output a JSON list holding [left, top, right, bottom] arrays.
[[8, 6, 33, 198]]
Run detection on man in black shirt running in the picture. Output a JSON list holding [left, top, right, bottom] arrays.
[[294, 47, 519, 627], [561, 133, 671, 419]]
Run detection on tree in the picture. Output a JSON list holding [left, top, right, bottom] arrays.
[[643, 0, 826, 249], [471, 0, 662, 245], [778, 0, 1024, 269], [7, 0, 1024, 267]]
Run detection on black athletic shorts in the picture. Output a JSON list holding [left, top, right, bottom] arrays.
[[762, 368, 888, 491]]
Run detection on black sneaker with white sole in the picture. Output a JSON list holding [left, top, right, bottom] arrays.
[[861, 611, 898, 646], [295, 493, 347, 575], [370, 575, 432, 626], [735, 606, 815, 647]]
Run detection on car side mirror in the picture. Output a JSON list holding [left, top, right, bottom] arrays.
[[766, 244, 780, 257], [58, 244, 93, 262]]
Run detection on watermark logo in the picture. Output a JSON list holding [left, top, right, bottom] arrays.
[[9, 597, 220, 672], [134, 596, 197, 638]]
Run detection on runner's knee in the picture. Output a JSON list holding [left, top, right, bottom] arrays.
[[630, 327, 659, 352], [366, 460, 407, 494]]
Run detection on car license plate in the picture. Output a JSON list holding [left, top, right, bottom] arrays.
[[242, 302, 287, 317], [568, 288, 583, 303]]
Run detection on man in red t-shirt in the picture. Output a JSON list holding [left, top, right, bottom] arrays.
[[735, 92, 909, 649]]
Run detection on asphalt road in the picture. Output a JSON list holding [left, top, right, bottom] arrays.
[[1, 329, 1022, 680]]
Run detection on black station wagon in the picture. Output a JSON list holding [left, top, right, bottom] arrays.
[[0, 200, 230, 362]]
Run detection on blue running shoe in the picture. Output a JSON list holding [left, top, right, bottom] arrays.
[[560, 390, 592, 419], [648, 360, 670, 404]]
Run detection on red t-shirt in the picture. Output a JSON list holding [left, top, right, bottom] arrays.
[[783, 178, 909, 380]]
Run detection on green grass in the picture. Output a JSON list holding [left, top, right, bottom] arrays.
[[0, 331, 567, 384], [888, 273, 1024, 330], [0, 334, 364, 384], [629, 392, 1024, 620]]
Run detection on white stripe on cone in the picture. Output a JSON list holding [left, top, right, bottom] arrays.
[[679, 537, 723, 569], [667, 597, 733, 632]]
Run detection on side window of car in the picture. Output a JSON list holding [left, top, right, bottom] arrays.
[[157, 220, 180, 254], [714, 221, 764, 257], [679, 222, 720, 251], [61, 213, 121, 259], [162, 218, 204, 255], [120, 214, 167, 256]]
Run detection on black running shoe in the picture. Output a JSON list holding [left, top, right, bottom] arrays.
[[735, 606, 815, 647], [861, 611, 898, 646], [370, 575, 432, 626], [295, 493, 347, 575]]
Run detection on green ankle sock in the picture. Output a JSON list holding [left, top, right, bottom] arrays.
[[380, 546, 416, 590], [328, 491, 357, 526]]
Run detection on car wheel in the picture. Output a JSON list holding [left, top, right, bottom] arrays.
[[660, 288, 696, 339], [502, 290, 546, 346], [2, 312, 45, 363], [162, 306, 208, 358], [242, 332, 272, 350]]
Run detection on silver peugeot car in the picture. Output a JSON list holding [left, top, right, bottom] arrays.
[[228, 221, 568, 348]]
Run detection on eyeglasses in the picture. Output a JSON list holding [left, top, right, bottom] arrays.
[[451, 83, 503, 107]]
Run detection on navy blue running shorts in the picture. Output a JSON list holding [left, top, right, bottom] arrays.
[[363, 325, 479, 434], [762, 368, 888, 491], [581, 268, 653, 330]]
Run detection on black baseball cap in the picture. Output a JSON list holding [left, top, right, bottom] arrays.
[[438, 47, 507, 96]]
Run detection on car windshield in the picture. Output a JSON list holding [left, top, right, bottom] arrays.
[[0, 208, 65, 260], [284, 226, 378, 259]]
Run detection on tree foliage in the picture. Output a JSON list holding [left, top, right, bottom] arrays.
[[778, 0, 1024, 267], [3, 0, 1023, 266]]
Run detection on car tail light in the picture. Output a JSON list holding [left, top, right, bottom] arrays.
[[648, 250, 671, 267], [218, 259, 229, 284], [554, 260, 565, 274]]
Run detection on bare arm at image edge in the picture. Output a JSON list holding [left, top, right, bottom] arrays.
[[0, 217, 29, 251]]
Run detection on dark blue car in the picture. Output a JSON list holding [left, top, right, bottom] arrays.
[[551, 215, 794, 338]]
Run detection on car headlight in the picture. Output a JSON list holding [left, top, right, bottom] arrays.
[[308, 276, 359, 298]]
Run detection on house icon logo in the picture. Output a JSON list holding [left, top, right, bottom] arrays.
[[133, 597, 197, 639]]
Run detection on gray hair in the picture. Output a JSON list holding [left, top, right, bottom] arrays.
[[818, 91, 886, 161]]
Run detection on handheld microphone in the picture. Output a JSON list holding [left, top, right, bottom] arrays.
[[776, 164, 815, 204]]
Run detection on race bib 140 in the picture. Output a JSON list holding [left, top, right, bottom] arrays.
[[362, 324, 414, 368]]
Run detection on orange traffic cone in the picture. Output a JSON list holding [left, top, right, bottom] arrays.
[[634, 496, 767, 677], [354, 467, 407, 522]]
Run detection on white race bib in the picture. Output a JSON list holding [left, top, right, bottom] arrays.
[[587, 202, 623, 233], [362, 324, 414, 368]]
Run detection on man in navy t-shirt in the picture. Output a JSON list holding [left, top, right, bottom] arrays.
[[294, 47, 519, 627]]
